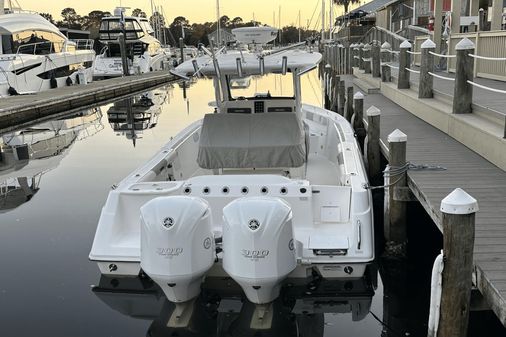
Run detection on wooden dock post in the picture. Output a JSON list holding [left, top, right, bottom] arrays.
[[338, 80, 346, 116], [419, 39, 436, 98], [453, 38, 475, 114], [437, 188, 478, 337], [118, 33, 130, 76], [358, 43, 365, 70], [331, 73, 340, 112], [324, 64, 332, 110], [363, 44, 372, 74], [352, 44, 359, 68], [385, 129, 408, 254], [344, 86, 354, 122], [372, 43, 381, 78], [381, 42, 392, 82], [353, 92, 364, 124], [398, 41, 411, 89], [365, 104, 381, 180]]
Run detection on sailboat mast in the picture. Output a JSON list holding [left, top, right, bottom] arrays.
[[329, 0, 334, 39], [298, 10, 301, 42], [321, 0, 325, 40], [278, 6, 281, 45], [216, 0, 221, 47]]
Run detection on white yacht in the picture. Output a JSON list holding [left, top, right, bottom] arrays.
[[90, 28, 374, 308], [93, 8, 171, 78], [0, 2, 95, 97]]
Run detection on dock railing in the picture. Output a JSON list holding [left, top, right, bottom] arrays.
[[414, 31, 506, 81]]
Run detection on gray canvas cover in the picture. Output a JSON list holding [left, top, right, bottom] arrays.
[[198, 112, 306, 169]]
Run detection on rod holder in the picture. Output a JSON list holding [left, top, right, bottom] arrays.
[[281, 56, 288, 75], [236, 58, 243, 78], [259, 57, 265, 75]]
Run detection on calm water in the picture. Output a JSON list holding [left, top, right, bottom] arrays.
[[0, 73, 503, 336]]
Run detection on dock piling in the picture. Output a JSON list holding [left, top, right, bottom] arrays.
[[358, 43, 365, 70], [372, 43, 381, 78], [453, 38, 475, 114], [419, 39, 436, 98], [345, 86, 354, 122], [179, 37, 185, 65], [385, 129, 408, 255], [437, 188, 478, 337], [365, 104, 381, 180], [381, 42, 392, 82], [338, 80, 346, 116], [363, 44, 372, 74], [324, 64, 332, 110], [118, 33, 130, 76], [398, 41, 412, 89]]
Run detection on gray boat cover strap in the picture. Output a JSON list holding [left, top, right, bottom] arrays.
[[198, 112, 306, 169]]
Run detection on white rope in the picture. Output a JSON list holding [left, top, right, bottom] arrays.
[[468, 53, 506, 61], [362, 57, 372, 61], [428, 72, 455, 81], [467, 80, 506, 94], [353, 56, 359, 59], [405, 67, 420, 74], [429, 51, 456, 58], [387, 50, 400, 54], [407, 50, 421, 55], [386, 64, 399, 69]]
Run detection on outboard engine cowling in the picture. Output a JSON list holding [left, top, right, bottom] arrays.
[[140, 196, 215, 303], [222, 197, 296, 304]]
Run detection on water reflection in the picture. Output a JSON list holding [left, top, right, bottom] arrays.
[[0, 108, 103, 212], [108, 88, 171, 146], [93, 269, 377, 337]]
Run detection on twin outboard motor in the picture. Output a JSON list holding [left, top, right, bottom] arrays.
[[140, 196, 215, 303], [223, 197, 296, 304]]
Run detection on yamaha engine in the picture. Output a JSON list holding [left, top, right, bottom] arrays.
[[140, 196, 215, 303], [222, 197, 296, 304]]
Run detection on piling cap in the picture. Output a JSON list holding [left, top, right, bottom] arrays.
[[350, 43, 357, 48], [421, 39, 436, 49], [381, 42, 392, 50], [387, 129, 407, 142], [455, 37, 475, 50], [354, 91, 365, 100], [363, 43, 371, 50], [440, 188, 479, 214], [325, 63, 331, 69], [366, 105, 381, 116], [400, 40, 412, 49], [358, 43, 364, 47], [337, 43, 344, 48]]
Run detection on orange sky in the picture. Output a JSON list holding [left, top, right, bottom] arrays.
[[20, 0, 366, 27]]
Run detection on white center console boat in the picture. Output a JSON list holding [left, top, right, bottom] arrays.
[[90, 28, 374, 308]]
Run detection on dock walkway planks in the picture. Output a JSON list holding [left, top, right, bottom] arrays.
[[0, 71, 177, 131], [343, 75, 506, 326]]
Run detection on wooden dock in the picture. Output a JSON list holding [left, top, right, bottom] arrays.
[[340, 73, 506, 326], [0, 71, 177, 131]]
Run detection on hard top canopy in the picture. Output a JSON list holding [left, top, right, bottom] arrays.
[[173, 48, 322, 78]]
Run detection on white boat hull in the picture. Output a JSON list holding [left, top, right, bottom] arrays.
[[90, 104, 374, 281]]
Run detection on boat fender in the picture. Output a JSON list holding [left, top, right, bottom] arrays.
[[8, 86, 19, 96], [66, 77, 73, 86], [50, 73, 57, 89]]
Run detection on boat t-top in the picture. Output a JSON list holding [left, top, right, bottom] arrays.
[[90, 26, 374, 311], [93, 7, 171, 78], [0, 1, 96, 97]]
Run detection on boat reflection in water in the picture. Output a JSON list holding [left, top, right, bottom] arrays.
[[92, 266, 377, 337], [107, 88, 169, 146], [0, 108, 103, 212]]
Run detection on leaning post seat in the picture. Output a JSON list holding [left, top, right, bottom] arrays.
[[197, 112, 306, 170]]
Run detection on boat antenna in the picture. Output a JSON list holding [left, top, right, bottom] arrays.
[[216, 0, 221, 48]]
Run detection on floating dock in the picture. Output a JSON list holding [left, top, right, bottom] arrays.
[[0, 71, 177, 131]]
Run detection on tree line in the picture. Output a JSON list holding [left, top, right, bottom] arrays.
[[42, 8, 320, 46]]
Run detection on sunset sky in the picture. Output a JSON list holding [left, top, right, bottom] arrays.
[[20, 0, 365, 27]]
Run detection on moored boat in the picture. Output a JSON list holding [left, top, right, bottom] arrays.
[[90, 27, 374, 307]]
